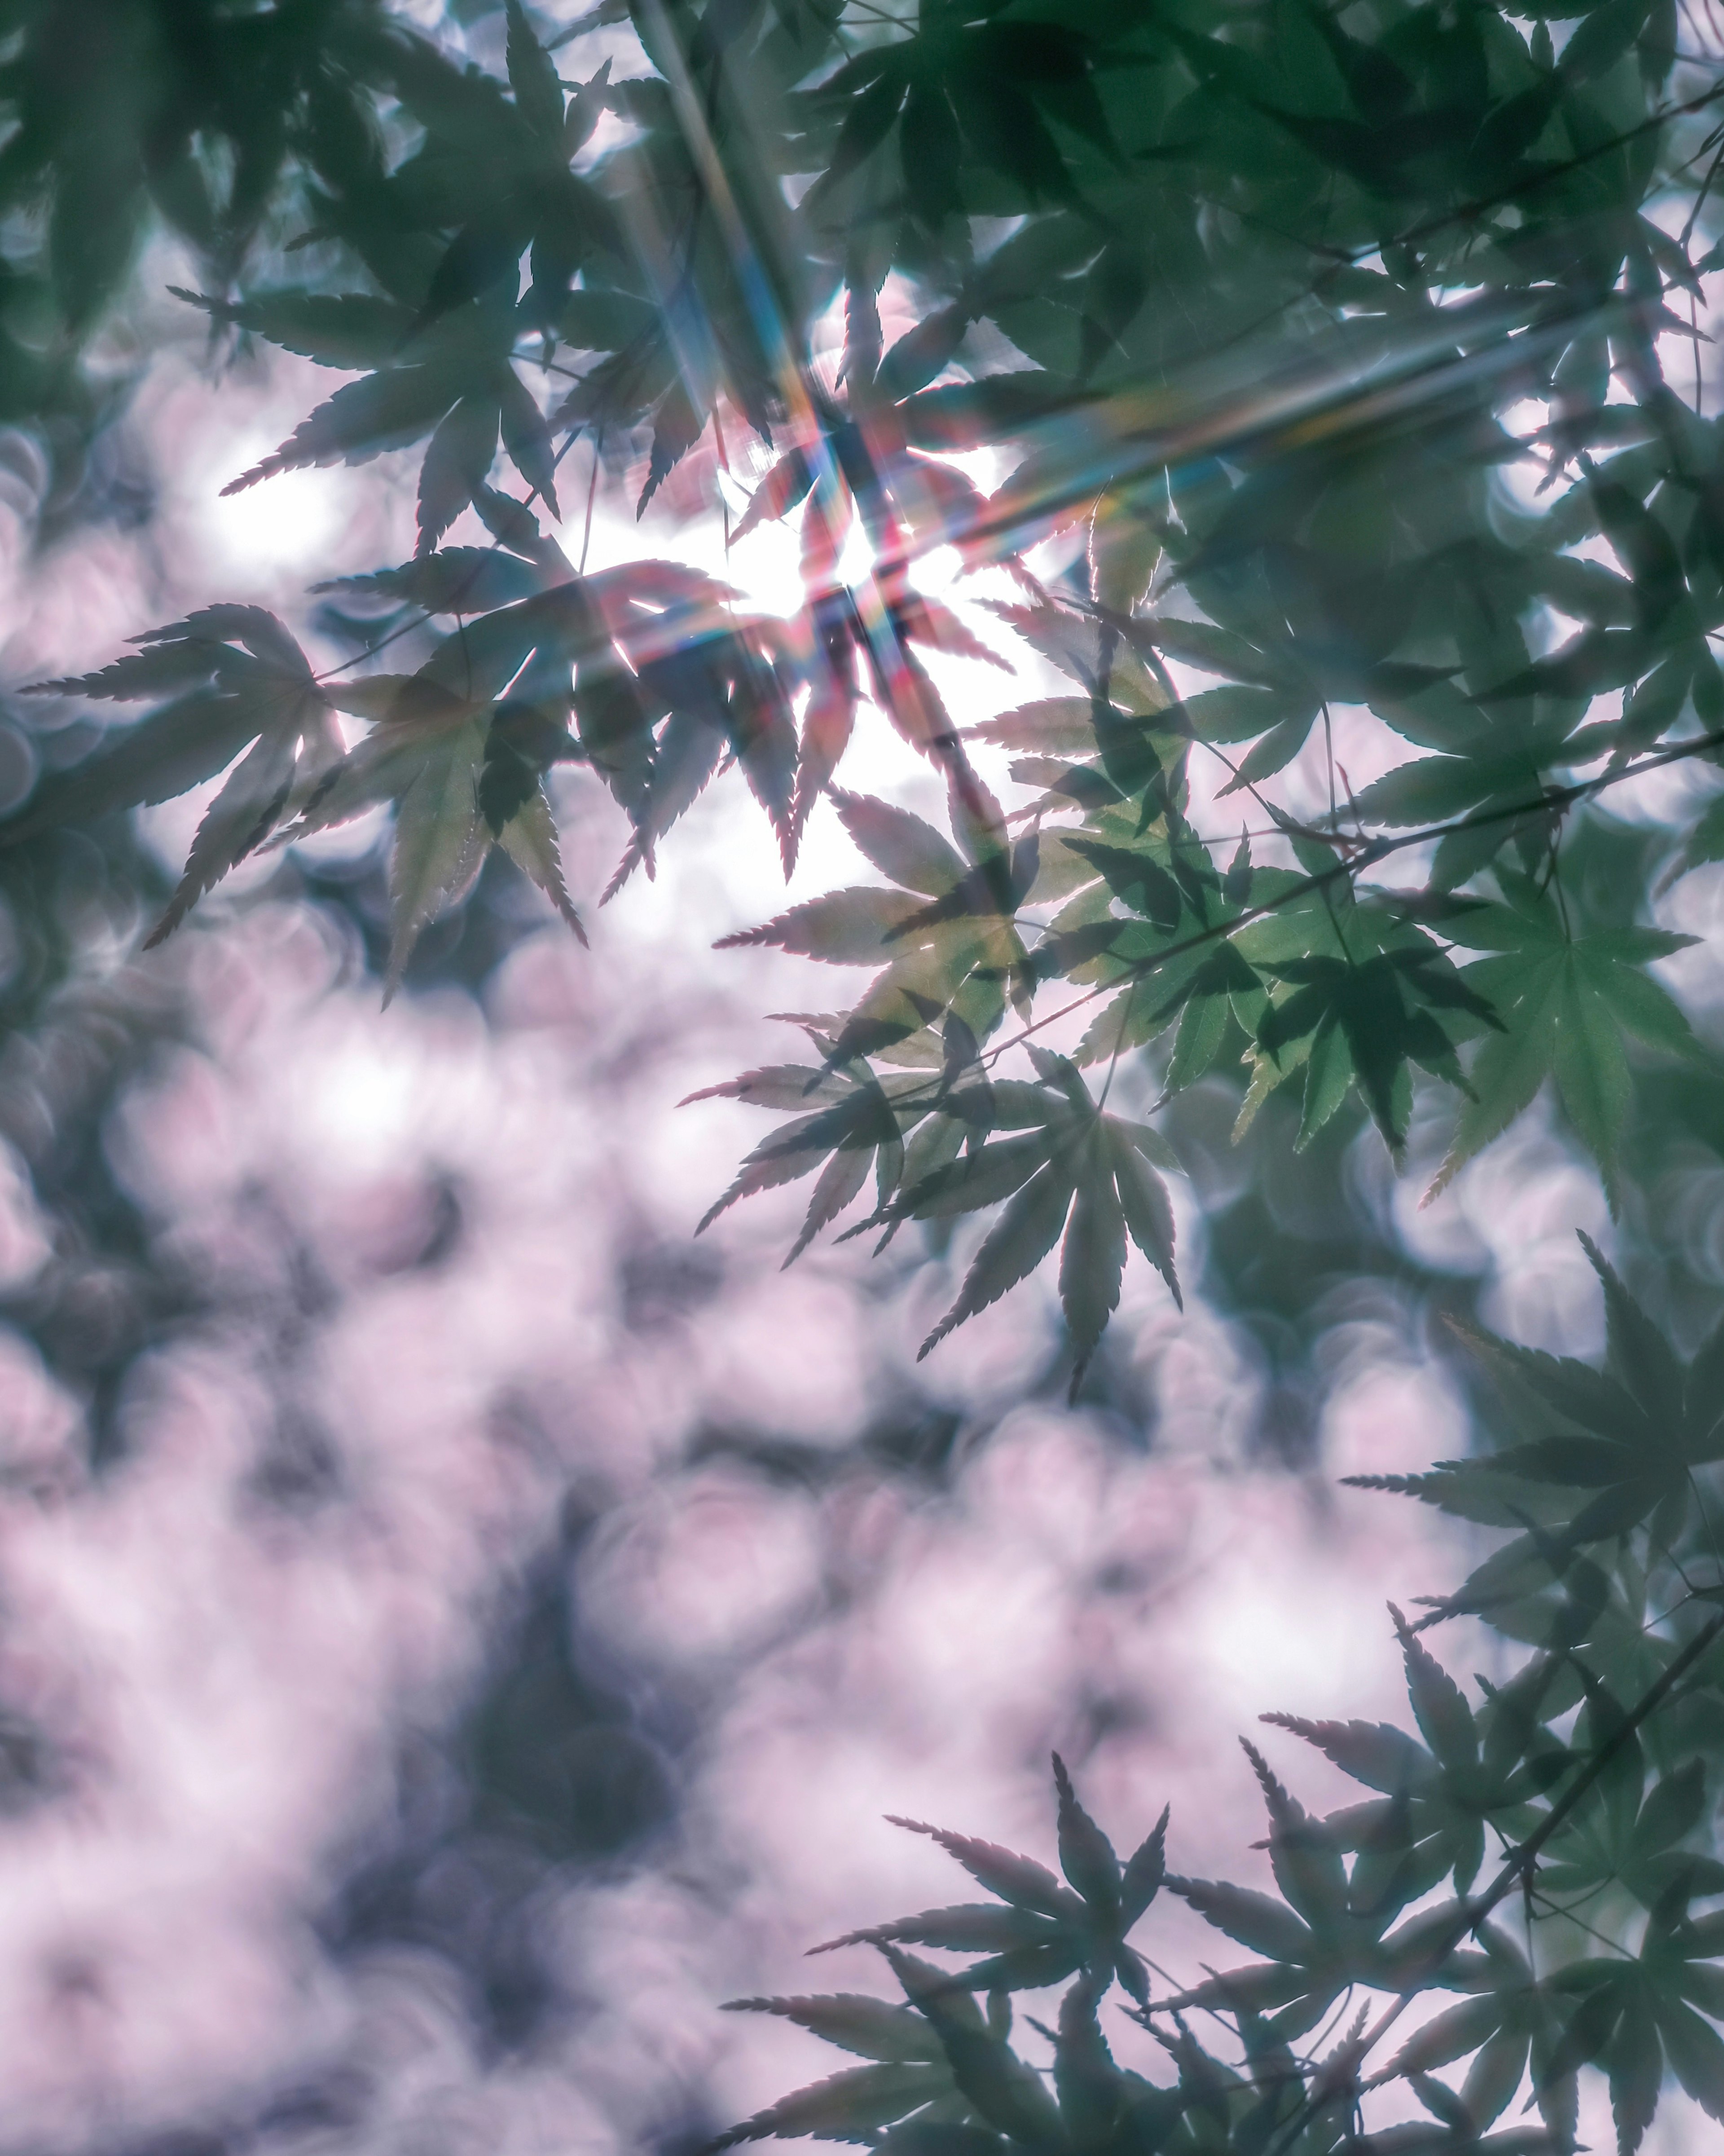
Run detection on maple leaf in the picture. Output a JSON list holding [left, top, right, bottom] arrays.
[[12, 608, 340, 944], [1162, 1738, 1496, 2043], [280, 671, 586, 995], [811, 1756, 1167, 2008], [1351, 1237, 1724, 1561], [1428, 872, 1705, 1208]]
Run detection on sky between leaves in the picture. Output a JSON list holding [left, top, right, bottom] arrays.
[[3, 0, 1724, 2151]]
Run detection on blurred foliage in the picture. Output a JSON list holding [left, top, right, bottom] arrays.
[[331, 1504, 677, 2050], [0, 7, 1722, 2152], [0, 0, 398, 523]]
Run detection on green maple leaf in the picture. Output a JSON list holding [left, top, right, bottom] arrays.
[[1535, 1753, 1724, 1915], [810, 1755, 1168, 2008], [1428, 871, 1704, 1207], [690, 1063, 931, 1258], [692, 1037, 1181, 1370], [709, 1989, 971, 2151], [1546, 1885, 1724, 2156], [313, 547, 552, 618], [1352, 1237, 1724, 1557], [278, 666, 585, 994], [1375, 1934, 1581, 2150], [1163, 1740, 1497, 2041], [724, 789, 1032, 1069], [1250, 942, 1497, 1156], [1270, 1626, 1571, 1905], [10, 607, 342, 944], [172, 287, 416, 370], [863, 1048, 1180, 1378]]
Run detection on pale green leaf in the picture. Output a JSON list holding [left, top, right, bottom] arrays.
[[1059, 1130, 1126, 1383], [1426, 959, 1563, 1203], [1552, 964, 1632, 1205], [1106, 1119, 1179, 1306], [499, 787, 587, 943], [384, 717, 489, 998], [919, 1164, 1073, 1358], [144, 725, 299, 948]]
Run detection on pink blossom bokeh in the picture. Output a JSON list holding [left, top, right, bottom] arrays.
[[0, 230, 1714, 2156]]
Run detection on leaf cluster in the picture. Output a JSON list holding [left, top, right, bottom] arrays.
[[712, 1252, 1724, 2156], [6, 0, 1724, 1371]]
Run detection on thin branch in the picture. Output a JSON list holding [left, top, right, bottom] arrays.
[[951, 723, 1724, 1090], [1264, 1610, 1724, 2156]]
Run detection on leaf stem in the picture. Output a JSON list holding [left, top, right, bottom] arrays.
[[1262, 1609, 1724, 2156]]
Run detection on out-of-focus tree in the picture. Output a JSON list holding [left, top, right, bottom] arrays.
[[5, 2, 1724, 2149]]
